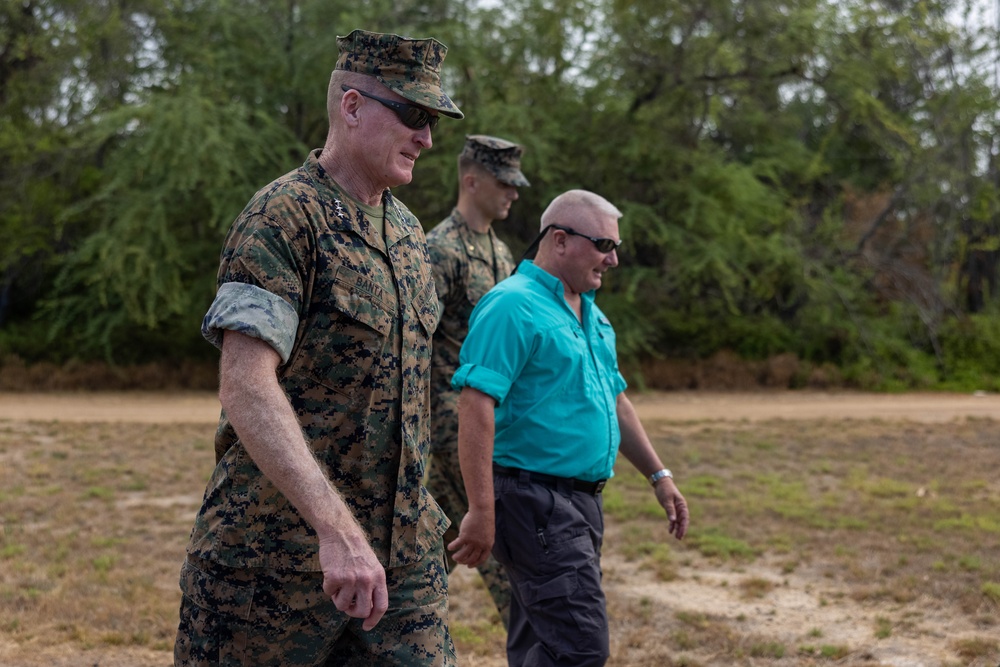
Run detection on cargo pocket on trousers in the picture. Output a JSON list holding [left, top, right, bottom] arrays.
[[519, 569, 579, 607], [179, 558, 254, 620]]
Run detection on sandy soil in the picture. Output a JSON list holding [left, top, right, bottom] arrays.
[[2, 388, 1000, 424]]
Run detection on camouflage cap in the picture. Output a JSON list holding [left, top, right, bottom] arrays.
[[336, 29, 463, 119], [461, 135, 530, 187]]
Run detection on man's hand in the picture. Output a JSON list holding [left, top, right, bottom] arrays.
[[318, 531, 388, 631], [653, 478, 690, 540], [447, 506, 494, 568]]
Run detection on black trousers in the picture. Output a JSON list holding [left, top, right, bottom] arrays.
[[491, 470, 609, 667]]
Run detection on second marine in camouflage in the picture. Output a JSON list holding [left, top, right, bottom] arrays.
[[426, 134, 530, 628]]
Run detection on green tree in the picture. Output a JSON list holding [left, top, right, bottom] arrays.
[[1, 1, 89, 331], [29, 0, 457, 361], [5, 0, 1000, 388]]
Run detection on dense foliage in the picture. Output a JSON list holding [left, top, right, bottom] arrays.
[[3, 0, 1000, 388]]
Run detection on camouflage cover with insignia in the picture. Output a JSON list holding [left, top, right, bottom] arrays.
[[336, 29, 463, 118], [459, 135, 530, 187]]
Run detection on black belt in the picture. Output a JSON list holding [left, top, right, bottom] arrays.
[[493, 463, 606, 495]]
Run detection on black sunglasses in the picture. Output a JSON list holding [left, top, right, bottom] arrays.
[[548, 224, 622, 253], [341, 85, 438, 131]]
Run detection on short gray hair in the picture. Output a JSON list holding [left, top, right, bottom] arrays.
[[540, 189, 621, 231], [326, 69, 377, 122]]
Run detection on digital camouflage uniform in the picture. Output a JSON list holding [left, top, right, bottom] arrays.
[[425, 135, 528, 629], [175, 28, 462, 667]]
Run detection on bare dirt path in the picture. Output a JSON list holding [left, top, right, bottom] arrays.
[[3, 389, 1000, 424], [627, 389, 1000, 422]]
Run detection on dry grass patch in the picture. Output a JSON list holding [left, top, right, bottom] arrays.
[[0, 420, 210, 661], [1, 412, 1000, 666], [603, 417, 1000, 665]]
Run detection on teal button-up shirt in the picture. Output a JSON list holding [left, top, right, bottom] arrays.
[[451, 260, 628, 482]]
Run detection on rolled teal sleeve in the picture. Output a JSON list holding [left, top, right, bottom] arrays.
[[201, 282, 299, 363], [451, 363, 512, 404]]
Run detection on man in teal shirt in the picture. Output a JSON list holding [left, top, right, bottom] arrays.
[[448, 189, 689, 666]]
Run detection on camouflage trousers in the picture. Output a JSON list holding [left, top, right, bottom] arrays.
[[173, 542, 455, 667], [427, 389, 512, 629]]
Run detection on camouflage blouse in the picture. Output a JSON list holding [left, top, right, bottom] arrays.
[[190, 149, 446, 571], [425, 209, 515, 400]]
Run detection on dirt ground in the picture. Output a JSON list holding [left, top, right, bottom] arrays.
[[3, 388, 1000, 424], [2, 389, 998, 667]]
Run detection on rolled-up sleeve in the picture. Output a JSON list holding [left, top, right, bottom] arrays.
[[201, 282, 299, 363], [450, 287, 533, 405], [451, 363, 511, 404]]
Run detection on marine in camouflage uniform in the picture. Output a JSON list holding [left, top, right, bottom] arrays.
[[174, 29, 463, 667], [425, 135, 529, 629]]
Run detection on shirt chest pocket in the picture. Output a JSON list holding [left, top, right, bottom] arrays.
[[412, 277, 440, 338], [593, 316, 619, 373], [535, 323, 591, 397], [293, 266, 393, 396], [550, 319, 619, 396]]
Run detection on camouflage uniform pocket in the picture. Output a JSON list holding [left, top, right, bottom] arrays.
[[179, 557, 254, 620], [293, 266, 392, 397], [413, 279, 441, 336]]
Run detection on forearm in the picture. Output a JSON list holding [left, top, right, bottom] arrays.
[[448, 386, 498, 567], [220, 331, 365, 546], [456, 387, 496, 512], [616, 393, 666, 477], [617, 392, 690, 539]]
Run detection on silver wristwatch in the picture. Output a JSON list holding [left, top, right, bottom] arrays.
[[648, 468, 673, 486]]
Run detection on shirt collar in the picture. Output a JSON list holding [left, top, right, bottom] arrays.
[[516, 259, 596, 304], [451, 209, 494, 259], [305, 149, 413, 249]]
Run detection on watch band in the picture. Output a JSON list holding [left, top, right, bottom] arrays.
[[648, 468, 672, 486]]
